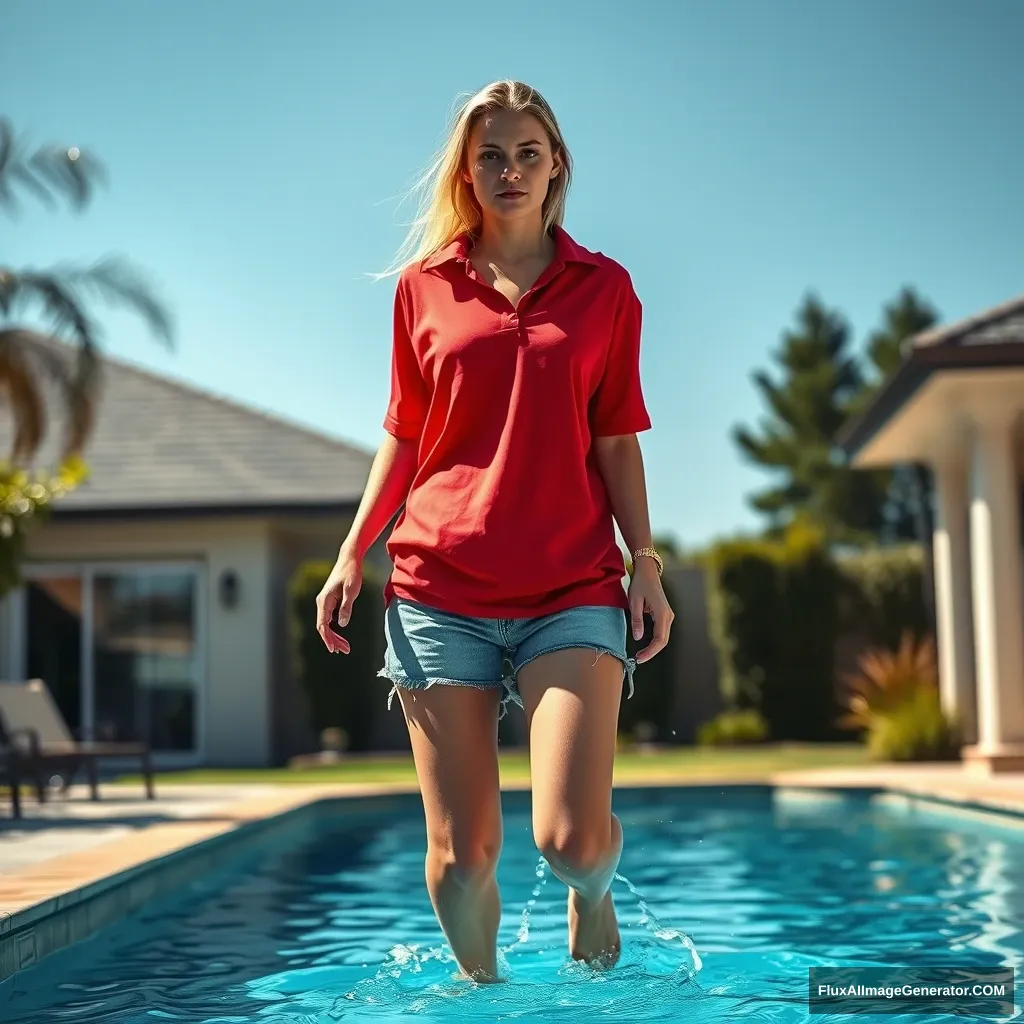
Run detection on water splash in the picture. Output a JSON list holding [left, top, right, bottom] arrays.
[[501, 853, 550, 955], [615, 870, 703, 975]]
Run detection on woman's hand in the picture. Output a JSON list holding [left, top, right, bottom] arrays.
[[627, 560, 674, 664], [315, 549, 363, 654]]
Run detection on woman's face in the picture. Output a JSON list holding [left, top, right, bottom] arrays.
[[464, 108, 560, 226]]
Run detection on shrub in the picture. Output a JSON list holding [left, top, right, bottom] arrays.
[[699, 523, 931, 744], [1, 458, 87, 598], [866, 687, 962, 762], [838, 630, 938, 729], [838, 631, 961, 761], [837, 545, 929, 651], [288, 559, 387, 753], [702, 518, 840, 740], [697, 708, 770, 746]]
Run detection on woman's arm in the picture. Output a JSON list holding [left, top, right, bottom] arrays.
[[316, 432, 418, 652], [339, 432, 419, 560], [593, 433, 674, 663], [593, 433, 654, 556]]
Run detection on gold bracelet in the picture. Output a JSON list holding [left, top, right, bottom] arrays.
[[631, 546, 663, 576]]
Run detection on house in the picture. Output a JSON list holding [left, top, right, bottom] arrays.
[[0, 345, 405, 767], [838, 292, 1024, 773]]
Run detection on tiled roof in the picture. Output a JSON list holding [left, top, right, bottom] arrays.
[[838, 291, 1024, 456], [911, 293, 1024, 348], [0, 341, 374, 513]]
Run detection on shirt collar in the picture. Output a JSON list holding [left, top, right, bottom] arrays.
[[421, 223, 599, 270], [421, 234, 471, 269]]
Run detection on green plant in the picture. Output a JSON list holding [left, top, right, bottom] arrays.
[[866, 687, 961, 762], [701, 518, 840, 741], [837, 545, 929, 652], [838, 630, 937, 730], [838, 631, 960, 761], [0, 457, 87, 596], [288, 559, 386, 753], [697, 708, 770, 746]]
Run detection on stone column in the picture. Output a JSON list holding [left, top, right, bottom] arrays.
[[965, 408, 1024, 771], [931, 447, 977, 744]]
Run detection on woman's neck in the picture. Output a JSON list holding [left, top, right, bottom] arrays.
[[474, 216, 553, 264]]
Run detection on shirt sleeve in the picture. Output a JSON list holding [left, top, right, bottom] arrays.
[[382, 275, 429, 440], [588, 272, 653, 437]]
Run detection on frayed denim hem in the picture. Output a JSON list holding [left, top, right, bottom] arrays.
[[377, 667, 520, 720], [508, 644, 637, 701]]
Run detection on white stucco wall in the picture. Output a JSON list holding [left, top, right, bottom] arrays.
[[7, 516, 273, 767]]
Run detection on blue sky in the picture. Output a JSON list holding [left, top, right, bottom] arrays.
[[3, 0, 1022, 548]]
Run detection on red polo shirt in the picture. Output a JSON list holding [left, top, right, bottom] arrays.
[[381, 224, 651, 618]]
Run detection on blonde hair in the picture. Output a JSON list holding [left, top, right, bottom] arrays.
[[378, 80, 573, 277]]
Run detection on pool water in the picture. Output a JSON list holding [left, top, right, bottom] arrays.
[[2, 786, 1022, 1022]]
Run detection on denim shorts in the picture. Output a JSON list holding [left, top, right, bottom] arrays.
[[377, 597, 637, 720]]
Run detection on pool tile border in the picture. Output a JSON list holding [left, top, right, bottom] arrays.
[[3, 769, 1024, 982], [0, 784, 420, 983]]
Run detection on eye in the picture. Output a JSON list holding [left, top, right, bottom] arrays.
[[520, 148, 539, 159], [481, 151, 500, 160]]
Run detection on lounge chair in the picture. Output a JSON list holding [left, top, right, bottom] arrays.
[[0, 679, 155, 805]]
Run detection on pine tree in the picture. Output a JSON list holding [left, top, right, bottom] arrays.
[[732, 292, 888, 541], [860, 285, 940, 543]]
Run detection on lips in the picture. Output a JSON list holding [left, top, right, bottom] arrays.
[[497, 190, 526, 198]]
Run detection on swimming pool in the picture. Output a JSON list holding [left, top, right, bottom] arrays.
[[1, 785, 1021, 1022]]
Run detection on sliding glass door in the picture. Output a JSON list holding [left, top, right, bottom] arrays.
[[20, 563, 204, 762], [25, 576, 85, 737]]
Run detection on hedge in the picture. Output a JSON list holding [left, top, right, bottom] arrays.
[[836, 545, 928, 651], [700, 520, 928, 741], [288, 559, 387, 752]]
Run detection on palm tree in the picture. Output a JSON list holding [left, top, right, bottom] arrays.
[[0, 117, 173, 463], [0, 118, 174, 594]]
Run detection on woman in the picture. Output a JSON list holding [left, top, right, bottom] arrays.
[[315, 79, 674, 983]]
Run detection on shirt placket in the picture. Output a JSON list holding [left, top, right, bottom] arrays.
[[459, 253, 566, 337]]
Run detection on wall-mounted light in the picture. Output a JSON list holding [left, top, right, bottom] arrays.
[[218, 569, 240, 609]]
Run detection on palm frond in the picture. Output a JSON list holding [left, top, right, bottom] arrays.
[[0, 329, 101, 460], [0, 118, 107, 216], [27, 336, 100, 456], [1, 260, 174, 349], [0, 333, 47, 460], [1, 268, 96, 342], [29, 146, 106, 210], [61, 257, 174, 347]]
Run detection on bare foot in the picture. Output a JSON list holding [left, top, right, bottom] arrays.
[[567, 888, 621, 969]]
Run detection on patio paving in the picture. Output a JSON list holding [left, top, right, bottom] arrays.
[[0, 784, 291, 874], [769, 762, 1024, 816]]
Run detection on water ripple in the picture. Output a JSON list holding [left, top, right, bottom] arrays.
[[1, 789, 1022, 1022]]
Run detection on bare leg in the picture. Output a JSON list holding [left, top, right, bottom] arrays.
[[396, 683, 505, 982], [516, 647, 625, 968]]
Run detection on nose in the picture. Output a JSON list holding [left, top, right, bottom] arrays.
[[500, 163, 522, 182]]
